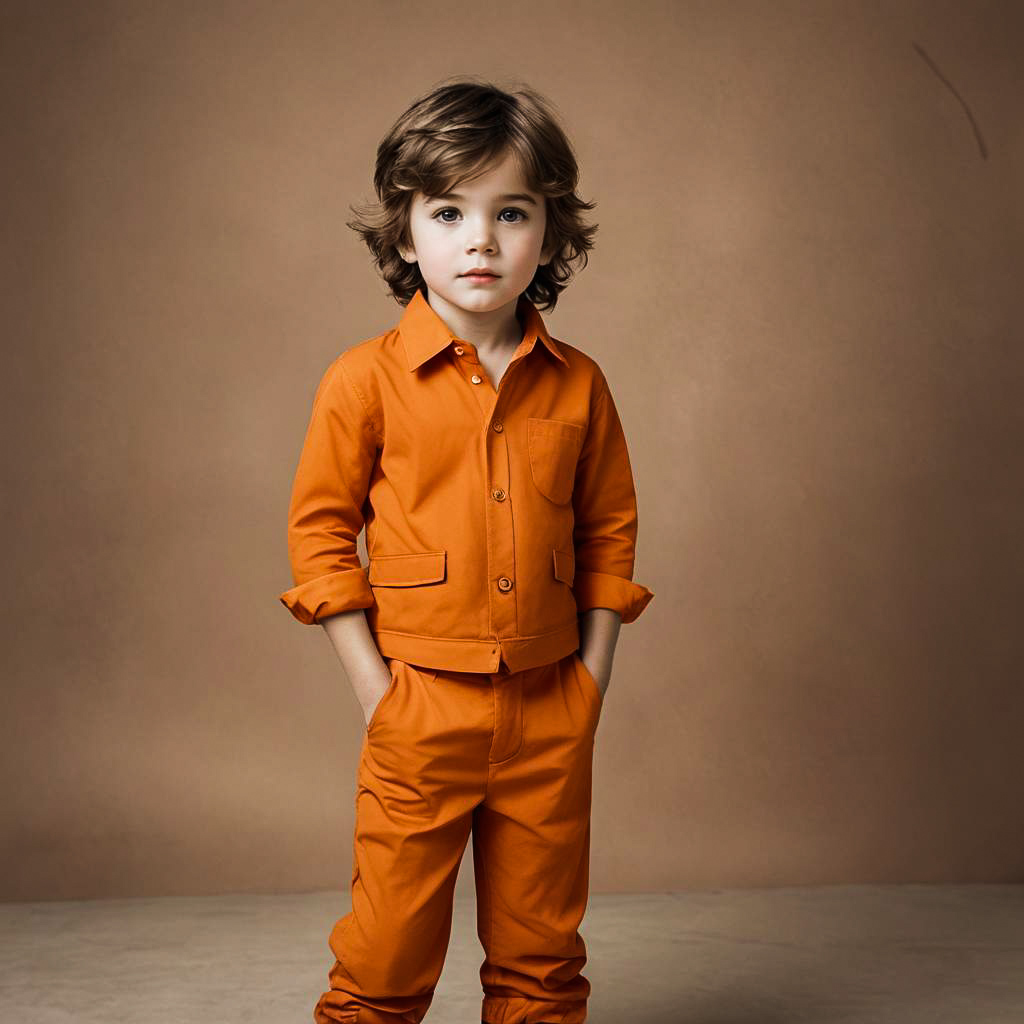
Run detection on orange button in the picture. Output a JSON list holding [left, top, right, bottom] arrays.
[[491, 488, 506, 501], [454, 345, 465, 356], [492, 421, 503, 432], [497, 576, 513, 592], [471, 374, 482, 385]]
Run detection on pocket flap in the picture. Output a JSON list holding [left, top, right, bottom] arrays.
[[368, 550, 447, 587], [528, 417, 584, 444], [552, 547, 575, 585]]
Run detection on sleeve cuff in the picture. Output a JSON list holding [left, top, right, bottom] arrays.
[[279, 567, 375, 625], [572, 570, 654, 624]]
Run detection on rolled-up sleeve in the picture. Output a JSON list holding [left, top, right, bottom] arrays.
[[571, 374, 654, 623], [278, 357, 380, 624]]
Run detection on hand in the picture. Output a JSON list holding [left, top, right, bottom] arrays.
[[362, 700, 381, 731], [578, 648, 611, 701], [577, 608, 621, 705], [361, 659, 395, 730]]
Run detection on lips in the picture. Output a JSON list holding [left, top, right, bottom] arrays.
[[461, 270, 498, 277]]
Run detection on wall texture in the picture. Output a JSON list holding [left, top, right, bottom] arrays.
[[2, 0, 1022, 900]]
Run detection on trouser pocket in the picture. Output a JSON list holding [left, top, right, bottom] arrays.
[[571, 650, 603, 713], [366, 659, 402, 733]]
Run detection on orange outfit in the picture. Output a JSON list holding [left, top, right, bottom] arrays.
[[280, 288, 653, 1023], [279, 287, 653, 670], [317, 651, 602, 1024]]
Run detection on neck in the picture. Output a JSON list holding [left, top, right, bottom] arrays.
[[425, 290, 524, 352]]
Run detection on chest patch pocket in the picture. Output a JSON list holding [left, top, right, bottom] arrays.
[[527, 417, 584, 505]]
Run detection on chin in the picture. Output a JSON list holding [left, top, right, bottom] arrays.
[[448, 287, 511, 309]]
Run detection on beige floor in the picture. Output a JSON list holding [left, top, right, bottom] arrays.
[[2, 884, 1023, 1023]]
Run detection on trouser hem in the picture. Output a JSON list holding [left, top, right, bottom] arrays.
[[313, 997, 424, 1024], [481, 995, 587, 1023]]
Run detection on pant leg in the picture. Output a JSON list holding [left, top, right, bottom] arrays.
[[314, 659, 495, 1024], [474, 651, 603, 1024]]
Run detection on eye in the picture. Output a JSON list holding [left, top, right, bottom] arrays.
[[430, 206, 528, 224]]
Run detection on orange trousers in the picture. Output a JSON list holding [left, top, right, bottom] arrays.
[[313, 649, 604, 1024]]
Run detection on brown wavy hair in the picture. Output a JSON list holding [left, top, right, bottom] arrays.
[[346, 77, 598, 311]]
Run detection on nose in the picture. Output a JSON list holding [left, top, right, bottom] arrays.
[[466, 214, 497, 254]]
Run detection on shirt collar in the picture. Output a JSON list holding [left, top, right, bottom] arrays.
[[398, 287, 568, 372]]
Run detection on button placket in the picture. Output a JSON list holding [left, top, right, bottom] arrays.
[[457, 355, 494, 417], [452, 340, 479, 363], [485, 401, 516, 640]]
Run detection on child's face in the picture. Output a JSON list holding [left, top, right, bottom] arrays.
[[400, 149, 553, 319]]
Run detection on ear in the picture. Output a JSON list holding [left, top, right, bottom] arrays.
[[397, 238, 417, 264]]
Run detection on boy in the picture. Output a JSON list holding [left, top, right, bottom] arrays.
[[280, 78, 654, 1024]]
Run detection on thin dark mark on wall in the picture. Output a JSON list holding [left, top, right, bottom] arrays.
[[911, 42, 988, 160]]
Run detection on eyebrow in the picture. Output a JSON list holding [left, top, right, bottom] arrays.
[[425, 192, 539, 205]]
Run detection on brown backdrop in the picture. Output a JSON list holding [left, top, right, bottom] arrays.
[[3, 0, 1022, 900]]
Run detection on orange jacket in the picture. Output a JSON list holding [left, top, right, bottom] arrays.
[[279, 288, 653, 673]]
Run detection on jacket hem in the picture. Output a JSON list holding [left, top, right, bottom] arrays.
[[372, 620, 581, 675]]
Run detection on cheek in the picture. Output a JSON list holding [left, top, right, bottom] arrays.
[[410, 214, 451, 256], [417, 232, 457, 267], [512, 228, 547, 264]]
